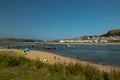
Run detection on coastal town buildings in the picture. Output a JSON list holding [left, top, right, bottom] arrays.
[[59, 36, 120, 43]]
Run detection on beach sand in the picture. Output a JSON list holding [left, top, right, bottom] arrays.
[[0, 48, 119, 72]]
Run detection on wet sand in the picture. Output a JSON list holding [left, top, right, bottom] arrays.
[[0, 48, 120, 72]]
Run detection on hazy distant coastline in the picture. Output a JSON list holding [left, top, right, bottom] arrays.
[[0, 29, 120, 43]]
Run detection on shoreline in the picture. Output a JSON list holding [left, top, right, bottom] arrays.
[[0, 48, 120, 72]]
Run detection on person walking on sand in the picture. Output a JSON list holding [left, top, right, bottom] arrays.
[[43, 57, 47, 62]]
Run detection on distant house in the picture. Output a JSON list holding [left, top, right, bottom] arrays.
[[59, 40, 64, 43], [99, 40, 108, 43]]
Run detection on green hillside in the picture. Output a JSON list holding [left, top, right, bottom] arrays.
[[101, 29, 120, 37]]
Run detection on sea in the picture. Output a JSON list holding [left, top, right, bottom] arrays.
[[0, 42, 120, 67]]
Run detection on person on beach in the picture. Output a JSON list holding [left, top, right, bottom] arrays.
[[24, 50, 28, 55], [19, 48, 29, 55], [19, 49, 24, 55], [24, 48, 29, 55], [43, 57, 47, 62]]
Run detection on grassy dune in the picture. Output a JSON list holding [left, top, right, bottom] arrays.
[[0, 51, 120, 80]]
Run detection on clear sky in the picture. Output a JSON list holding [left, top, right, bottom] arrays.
[[0, 0, 120, 40]]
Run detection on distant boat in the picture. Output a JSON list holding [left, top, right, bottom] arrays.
[[43, 46, 56, 50], [43, 43, 56, 50], [67, 44, 70, 47]]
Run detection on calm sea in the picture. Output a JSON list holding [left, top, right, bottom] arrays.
[[42, 44, 120, 67], [0, 42, 120, 67]]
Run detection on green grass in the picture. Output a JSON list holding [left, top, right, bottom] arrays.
[[0, 51, 120, 80]]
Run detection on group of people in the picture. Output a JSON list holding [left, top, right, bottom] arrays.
[[19, 48, 29, 55]]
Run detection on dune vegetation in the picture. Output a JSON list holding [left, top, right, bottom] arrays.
[[0, 51, 120, 80]]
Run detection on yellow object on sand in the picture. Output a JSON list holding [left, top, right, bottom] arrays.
[[19, 50, 24, 55]]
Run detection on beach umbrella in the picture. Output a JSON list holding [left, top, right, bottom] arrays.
[[24, 48, 29, 51]]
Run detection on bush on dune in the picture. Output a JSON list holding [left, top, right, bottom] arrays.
[[0, 51, 31, 67]]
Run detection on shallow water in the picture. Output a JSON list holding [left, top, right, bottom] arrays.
[[43, 44, 120, 66]]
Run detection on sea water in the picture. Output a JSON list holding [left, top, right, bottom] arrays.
[[42, 44, 120, 67]]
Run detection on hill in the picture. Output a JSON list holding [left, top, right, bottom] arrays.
[[101, 29, 120, 37]]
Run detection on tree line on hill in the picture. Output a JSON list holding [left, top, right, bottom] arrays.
[[81, 29, 120, 38], [101, 29, 120, 37], [0, 38, 43, 42]]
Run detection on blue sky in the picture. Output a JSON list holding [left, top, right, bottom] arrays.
[[0, 0, 120, 40]]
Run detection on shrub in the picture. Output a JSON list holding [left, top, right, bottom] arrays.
[[48, 63, 63, 74], [7, 56, 21, 67], [103, 72, 110, 80], [65, 63, 84, 76], [34, 59, 44, 69], [83, 65, 103, 80], [109, 70, 120, 80]]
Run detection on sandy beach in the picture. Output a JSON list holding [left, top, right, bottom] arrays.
[[0, 48, 120, 72]]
